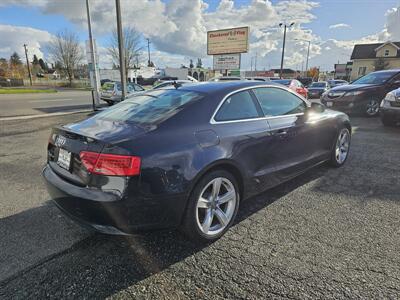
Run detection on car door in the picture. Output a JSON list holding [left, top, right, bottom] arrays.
[[252, 87, 321, 181], [212, 90, 279, 194]]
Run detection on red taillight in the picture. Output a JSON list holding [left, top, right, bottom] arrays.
[[79, 151, 141, 176]]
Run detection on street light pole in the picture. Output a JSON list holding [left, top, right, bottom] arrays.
[[115, 0, 127, 100], [146, 38, 151, 67], [23, 44, 32, 86], [85, 0, 100, 107], [279, 22, 294, 79]]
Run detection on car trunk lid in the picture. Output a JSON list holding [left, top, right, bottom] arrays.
[[48, 118, 147, 186]]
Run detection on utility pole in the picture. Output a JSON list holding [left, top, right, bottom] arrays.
[[86, 0, 100, 107], [115, 0, 127, 100], [279, 22, 294, 79], [254, 52, 257, 77], [295, 38, 311, 77], [146, 38, 151, 67], [250, 57, 253, 75], [23, 44, 32, 86], [305, 40, 310, 77]]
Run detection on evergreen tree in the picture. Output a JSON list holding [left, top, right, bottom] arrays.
[[189, 59, 194, 69], [38, 58, 48, 71], [10, 52, 22, 66], [32, 54, 39, 65], [196, 58, 202, 68]]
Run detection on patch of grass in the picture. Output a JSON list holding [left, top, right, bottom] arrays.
[[0, 88, 57, 94]]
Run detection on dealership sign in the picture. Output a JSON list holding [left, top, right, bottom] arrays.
[[207, 27, 249, 55], [213, 54, 241, 70]]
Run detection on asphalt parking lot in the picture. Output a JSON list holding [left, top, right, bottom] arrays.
[[0, 90, 94, 118], [0, 112, 399, 299]]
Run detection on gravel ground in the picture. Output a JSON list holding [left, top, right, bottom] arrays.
[[0, 114, 399, 299]]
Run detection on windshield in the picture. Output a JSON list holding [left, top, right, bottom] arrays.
[[93, 89, 203, 124], [274, 79, 291, 86], [310, 82, 326, 88], [352, 72, 396, 84]]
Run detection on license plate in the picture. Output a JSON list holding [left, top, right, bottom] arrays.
[[326, 101, 333, 107], [57, 148, 71, 170]]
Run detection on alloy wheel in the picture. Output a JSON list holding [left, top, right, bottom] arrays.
[[335, 128, 350, 164], [195, 177, 237, 237], [366, 99, 380, 116]]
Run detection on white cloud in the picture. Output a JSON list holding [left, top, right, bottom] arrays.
[[329, 23, 351, 29], [382, 6, 400, 41], [0, 24, 52, 61], [0, 1, 399, 72]]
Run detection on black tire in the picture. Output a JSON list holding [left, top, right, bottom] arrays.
[[381, 115, 396, 127], [329, 127, 351, 168], [106, 101, 113, 106], [181, 170, 240, 243]]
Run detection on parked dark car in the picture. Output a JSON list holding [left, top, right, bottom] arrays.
[[100, 79, 112, 86], [209, 76, 243, 82], [321, 69, 400, 116], [297, 77, 313, 87], [328, 79, 348, 88], [153, 80, 193, 89], [152, 76, 179, 86], [308, 81, 331, 99], [245, 77, 271, 82], [43, 81, 351, 242], [380, 87, 400, 126], [136, 76, 159, 86]]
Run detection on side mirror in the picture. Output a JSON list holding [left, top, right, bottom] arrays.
[[309, 102, 326, 113]]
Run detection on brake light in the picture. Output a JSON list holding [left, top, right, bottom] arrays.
[[79, 151, 141, 176]]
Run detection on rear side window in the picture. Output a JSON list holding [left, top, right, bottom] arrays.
[[253, 87, 306, 117], [214, 91, 260, 121]]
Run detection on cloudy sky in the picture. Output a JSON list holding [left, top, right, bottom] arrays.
[[0, 0, 399, 71]]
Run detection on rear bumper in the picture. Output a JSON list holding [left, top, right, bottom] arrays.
[[42, 164, 186, 234]]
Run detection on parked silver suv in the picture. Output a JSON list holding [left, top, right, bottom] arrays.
[[380, 88, 400, 126]]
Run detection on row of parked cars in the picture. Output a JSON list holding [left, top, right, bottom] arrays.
[[100, 69, 400, 126], [208, 70, 400, 125]]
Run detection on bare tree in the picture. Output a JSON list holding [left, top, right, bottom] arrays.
[[47, 30, 83, 86], [108, 27, 143, 80]]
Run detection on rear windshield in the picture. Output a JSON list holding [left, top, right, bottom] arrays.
[[274, 79, 291, 86], [310, 82, 326, 87], [93, 89, 203, 124], [352, 71, 397, 84]]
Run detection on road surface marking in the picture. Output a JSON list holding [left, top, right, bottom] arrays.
[[28, 98, 75, 103], [0, 109, 93, 121]]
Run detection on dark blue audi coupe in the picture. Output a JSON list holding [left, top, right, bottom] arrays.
[[43, 81, 351, 242]]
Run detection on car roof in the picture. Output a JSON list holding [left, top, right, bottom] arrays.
[[175, 81, 282, 94], [371, 69, 400, 74]]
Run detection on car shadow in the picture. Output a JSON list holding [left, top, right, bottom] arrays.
[[0, 164, 328, 298]]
